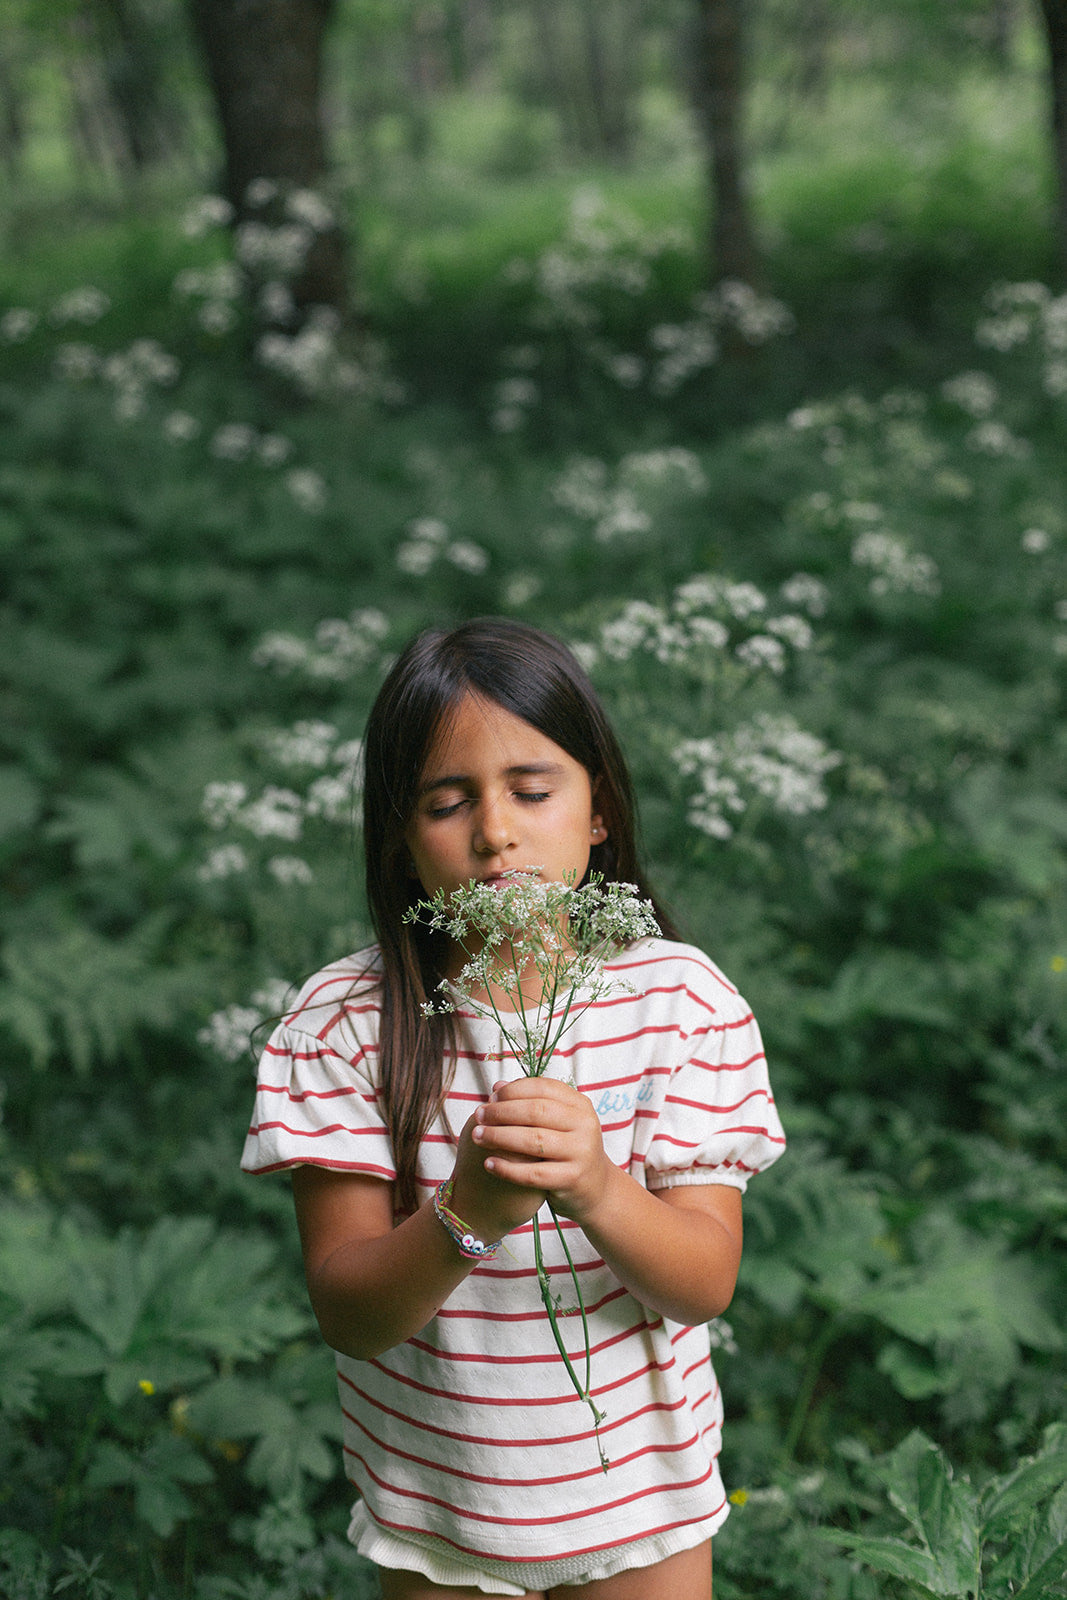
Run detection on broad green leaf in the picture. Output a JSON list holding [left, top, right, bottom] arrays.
[[815, 1530, 946, 1594], [914, 1449, 980, 1597]]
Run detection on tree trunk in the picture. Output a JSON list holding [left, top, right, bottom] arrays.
[[693, 0, 761, 288], [187, 0, 349, 318], [1037, 0, 1067, 280]]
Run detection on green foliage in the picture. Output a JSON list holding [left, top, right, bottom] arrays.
[[819, 1428, 1067, 1598], [1, 53, 1065, 1599]]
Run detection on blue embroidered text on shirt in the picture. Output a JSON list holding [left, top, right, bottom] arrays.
[[594, 1080, 655, 1119]]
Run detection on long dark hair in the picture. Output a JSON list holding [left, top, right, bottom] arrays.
[[362, 617, 678, 1213]]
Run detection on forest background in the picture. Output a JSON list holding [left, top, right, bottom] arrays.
[[1, 2, 1066, 1597]]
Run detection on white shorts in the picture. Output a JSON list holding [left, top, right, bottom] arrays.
[[348, 1500, 725, 1595]]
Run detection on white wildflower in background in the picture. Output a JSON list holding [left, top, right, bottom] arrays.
[[396, 519, 488, 577], [103, 339, 180, 418], [252, 608, 389, 681], [965, 420, 1032, 459], [286, 468, 328, 511], [503, 572, 543, 608], [50, 287, 111, 325], [285, 188, 335, 232], [620, 448, 707, 495], [202, 781, 249, 829], [174, 262, 242, 302], [261, 721, 338, 769], [210, 423, 257, 461], [182, 194, 234, 237], [53, 343, 100, 382], [198, 300, 239, 336], [163, 410, 201, 443], [267, 855, 314, 886], [766, 614, 815, 650], [1, 308, 38, 342], [675, 715, 842, 840], [736, 635, 787, 674], [197, 1003, 263, 1060], [235, 220, 312, 278], [780, 573, 829, 617], [851, 531, 941, 597], [941, 370, 998, 417], [256, 308, 363, 398], [703, 280, 796, 344], [237, 786, 304, 841], [198, 978, 295, 1061], [259, 282, 296, 325], [258, 433, 293, 466], [197, 843, 250, 881], [446, 540, 490, 574], [649, 319, 718, 394], [245, 177, 279, 208], [590, 573, 815, 678], [1021, 528, 1051, 554]]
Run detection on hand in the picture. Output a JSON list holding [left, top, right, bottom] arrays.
[[470, 1076, 613, 1225], [448, 1109, 547, 1243]]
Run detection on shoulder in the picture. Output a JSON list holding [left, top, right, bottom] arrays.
[[605, 936, 753, 1022], [278, 946, 384, 1048]]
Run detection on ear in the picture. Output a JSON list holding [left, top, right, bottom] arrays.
[[590, 813, 607, 843]]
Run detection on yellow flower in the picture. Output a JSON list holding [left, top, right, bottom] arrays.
[[138, 1379, 155, 1396], [1051, 955, 1065, 973], [729, 1488, 749, 1506]]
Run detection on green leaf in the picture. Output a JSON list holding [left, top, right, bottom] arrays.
[[85, 1433, 215, 1538], [0, 765, 40, 840], [816, 1530, 946, 1595]]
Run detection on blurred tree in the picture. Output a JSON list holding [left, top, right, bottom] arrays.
[[187, 0, 350, 319], [91, 0, 188, 170], [1036, 0, 1067, 275], [692, 0, 762, 286]]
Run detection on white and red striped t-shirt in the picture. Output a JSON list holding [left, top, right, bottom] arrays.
[[241, 937, 785, 1574]]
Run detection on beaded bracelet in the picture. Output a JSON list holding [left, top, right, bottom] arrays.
[[433, 1178, 502, 1262]]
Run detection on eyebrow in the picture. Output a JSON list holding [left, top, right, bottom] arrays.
[[417, 761, 566, 797]]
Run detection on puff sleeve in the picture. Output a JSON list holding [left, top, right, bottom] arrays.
[[239, 955, 396, 1182], [644, 973, 785, 1194]]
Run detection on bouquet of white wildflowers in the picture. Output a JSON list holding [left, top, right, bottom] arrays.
[[404, 871, 660, 1469]]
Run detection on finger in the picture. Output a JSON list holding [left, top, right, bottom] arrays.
[[484, 1155, 575, 1191], [474, 1121, 567, 1162], [491, 1076, 577, 1103]]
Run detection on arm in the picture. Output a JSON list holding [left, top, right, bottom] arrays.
[[472, 1078, 743, 1325], [291, 1120, 548, 1361]]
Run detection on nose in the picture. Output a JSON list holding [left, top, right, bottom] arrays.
[[473, 794, 515, 856]]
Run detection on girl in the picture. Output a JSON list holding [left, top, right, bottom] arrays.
[[242, 618, 785, 1599]]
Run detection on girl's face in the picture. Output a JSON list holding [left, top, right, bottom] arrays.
[[405, 692, 605, 904]]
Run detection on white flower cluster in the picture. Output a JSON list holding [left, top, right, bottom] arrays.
[[173, 261, 243, 337], [395, 518, 489, 577], [550, 449, 706, 543], [515, 187, 686, 333], [975, 281, 1067, 398], [1, 307, 39, 342], [940, 370, 998, 418], [674, 714, 842, 840], [490, 372, 540, 433], [406, 872, 659, 1073], [965, 420, 1032, 460], [52, 336, 179, 420], [252, 608, 389, 681], [49, 286, 111, 325], [197, 978, 295, 1061], [646, 282, 794, 397], [851, 530, 941, 597], [587, 573, 818, 674], [199, 725, 364, 881]]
